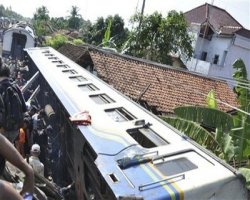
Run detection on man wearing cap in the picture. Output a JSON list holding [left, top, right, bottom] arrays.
[[29, 144, 44, 177]]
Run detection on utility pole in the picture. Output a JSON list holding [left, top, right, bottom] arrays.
[[136, 0, 146, 51], [138, 0, 146, 31]]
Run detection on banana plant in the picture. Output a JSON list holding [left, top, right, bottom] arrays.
[[231, 59, 250, 166], [162, 104, 235, 161], [102, 18, 112, 47]]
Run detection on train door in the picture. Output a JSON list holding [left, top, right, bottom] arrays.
[[11, 32, 27, 59]]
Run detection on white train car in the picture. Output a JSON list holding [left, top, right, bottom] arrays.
[[25, 47, 248, 200], [3, 22, 35, 59]]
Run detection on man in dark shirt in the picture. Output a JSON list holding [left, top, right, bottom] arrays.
[[0, 57, 27, 142]]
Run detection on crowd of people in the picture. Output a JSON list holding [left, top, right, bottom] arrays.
[[0, 56, 62, 199]]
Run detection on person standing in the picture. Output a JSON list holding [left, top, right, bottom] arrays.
[[15, 118, 31, 158], [0, 58, 27, 143], [29, 144, 44, 177]]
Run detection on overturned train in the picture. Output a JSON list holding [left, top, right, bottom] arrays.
[[24, 47, 248, 200]]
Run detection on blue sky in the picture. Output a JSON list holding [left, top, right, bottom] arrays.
[[1, 0, 250, 29]]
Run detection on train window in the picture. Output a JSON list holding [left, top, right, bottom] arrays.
[[105, 108, 136, 122], [45, 54, 54, 57], [154, 157, 198, 176], [62, 69, 78, 75], [90, 94, 115, 104], [70, 76, 87, 82], [56, 64, 70, 69], [127, 127, 168, 148], [42, 50, 50, 54], [52, 60, 64, 64], [78, 84, 99, 91], [48, 56, 59, 60]]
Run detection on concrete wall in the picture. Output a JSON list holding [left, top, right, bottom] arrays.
[[223, 35, 250, 80], [186, 58, 211, 74], [194, 35, 232, 66]]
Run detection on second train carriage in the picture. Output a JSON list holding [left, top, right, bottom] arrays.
[[25, 47, 248, 200], [3, 22, 35, 59]]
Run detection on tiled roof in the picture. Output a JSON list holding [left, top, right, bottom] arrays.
[[184, 3, 243, 35], [58, 43, 238, 114], [235, 28, 250, 39], [58, 43, 88, 61]]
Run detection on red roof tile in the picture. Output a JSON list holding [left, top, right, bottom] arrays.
[[58, 43, 238, 114]]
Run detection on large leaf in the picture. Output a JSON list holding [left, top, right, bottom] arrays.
[[232, 116, 250, 162], [102, 18, 112, 47], [233, 59, 248, 80], [174, 106, 233, 131], [222, 133, 235, 161], [239, 168, 250, 190], [162, 116, 222, 154], [206, 90, 218, 109]]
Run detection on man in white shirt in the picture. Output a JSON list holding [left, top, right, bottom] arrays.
[[29, 144, 44, 177]]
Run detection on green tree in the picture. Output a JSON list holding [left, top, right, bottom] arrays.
[[0, 4, 24, 21], [32, 6, 51, 36], [125, 11, 193, 65], [45, 34, 68, 49], [83, 15, 129, 50], [86, 17, 106, 45], [33, 6, 49, 21], [50, 17, 68, 30], [68, 6, 81, 30]]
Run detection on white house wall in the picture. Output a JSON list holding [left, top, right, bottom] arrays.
[[207, 35, 250, 80], [186, 34, 232, 75], [234, 35, 250, 51], [195, 36, 232, 65], [3, 29, 35, 52]]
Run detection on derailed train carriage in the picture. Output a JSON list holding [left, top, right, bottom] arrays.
[[25, 47, 248, 200], [3, 22, 35, 59]]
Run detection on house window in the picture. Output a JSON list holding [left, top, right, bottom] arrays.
[[221, 51, 228, 66], [201, 51, 207, 61], [213, 55, 219, 65]]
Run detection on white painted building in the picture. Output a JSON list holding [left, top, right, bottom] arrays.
[[184, 3, 250, 80]]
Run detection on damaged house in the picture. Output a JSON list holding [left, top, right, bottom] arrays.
[[58, 43, 237, 116]]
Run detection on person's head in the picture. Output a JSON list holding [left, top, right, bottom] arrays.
[[46, 125, 53, 133], [30, 144, 40, 156], [38, 109, 46, 118], [0, 61, 10, 78], [29, 105, 38, 115], [23, 118, 30, 129]]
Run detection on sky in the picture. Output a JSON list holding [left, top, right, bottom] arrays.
[[1, 0, 250, 29]]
